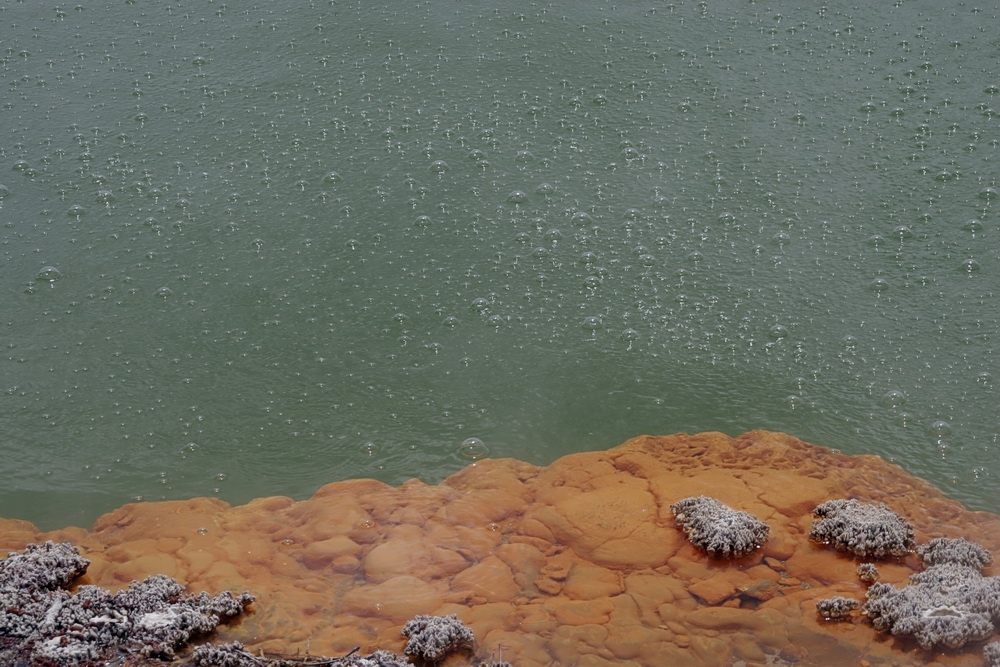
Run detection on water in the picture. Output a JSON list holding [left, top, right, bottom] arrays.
[[1, 1, 998, 531]]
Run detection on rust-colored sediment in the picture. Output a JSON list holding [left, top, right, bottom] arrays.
[[3, 431, 999, 666]]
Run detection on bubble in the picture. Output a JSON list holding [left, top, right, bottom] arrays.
[[880, 390, 906, 408], [869, 278, 889, 292], [581, 316, 602, 330], [458, 437, 489, 459], [154, 286, 173, 298], [621, 328, 639, 342], [768, 325, 789, 340], [928, 421, 952, 437], [214, 472, 227, 481], [578, 251, 598, 265], [543, 228, 563, 243], [0, 184, 10, 199], [430, 160, 449, 173], [442, 316, 460, 328], [67, 204, 87, 218], [323, 171, 341, 184], [961, 258, 980, 273], [487, 314, 504, 328], [531, 246, 550, 258], [507, 190, 528, 204], [963, 219, 983, 233], [535, 182, 556, 196], [514, 231, 531, 244], [471, 297, 489, 312], [571, 211, 593, 226], [583, 275, 602, 289], [197, 527, 209, 535], [192, 55, 208, 66], [892, 225, 913, 240], [866, 234, 886, 247], [414, 215, 431, 228], [36, 266, 63, 283], [468, 149, 486, 161], [979, 187, 998, 201], [841, 335, 858, 348], [859, 101, 877, 113], [360, 441, 379, 455]]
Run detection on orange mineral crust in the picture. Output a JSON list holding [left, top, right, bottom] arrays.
[[4, 431, 999, 666]]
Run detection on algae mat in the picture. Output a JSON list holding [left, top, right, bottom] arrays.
[[3, 431, 999, 666]]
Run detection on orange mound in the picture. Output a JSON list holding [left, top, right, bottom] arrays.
[[3, 431, 999, 666]]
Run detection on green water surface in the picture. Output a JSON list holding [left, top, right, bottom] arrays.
[[1, 0, 998, 530]]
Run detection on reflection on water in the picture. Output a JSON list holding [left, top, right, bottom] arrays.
[[0, 1, 998, 529]]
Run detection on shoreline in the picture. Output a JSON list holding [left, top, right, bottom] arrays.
[[4, 431, 999, 666]]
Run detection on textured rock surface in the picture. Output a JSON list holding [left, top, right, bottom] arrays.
[[2, 430, 999, 666]]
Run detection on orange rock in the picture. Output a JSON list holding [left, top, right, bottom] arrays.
[[532, 483, 676, 568], [340, 575, 445, 621], [0, 430, 996, 667], [547, 624, 610, 664], [688, 575, 740, 605], [363, 527, 467, 584], [299, 535, 362, 570], [449, 556, 519, 604], [562, 564, 622, 600], [552, 597, 615, 626]]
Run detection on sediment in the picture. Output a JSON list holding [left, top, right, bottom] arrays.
[[3, 431, 999, 666]]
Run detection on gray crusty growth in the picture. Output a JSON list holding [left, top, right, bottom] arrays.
[[670, 496, 769, 557], [809, 499, 915, 558], [0, 541, 254, 666], [861, 561, 1000, 650], [191, 642, 411, 666], [401, 613, 475, 661], [918, 537, 994, 569], [857, 563, 880, 583], [816, 596, 859, 620], [985, 641, 1000, 667], [0, 540, 89, 591]]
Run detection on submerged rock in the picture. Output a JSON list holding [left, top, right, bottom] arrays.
[[1, 431, 998, 667]]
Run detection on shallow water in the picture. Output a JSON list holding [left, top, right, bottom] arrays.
[[1, 1, 998, 530]]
